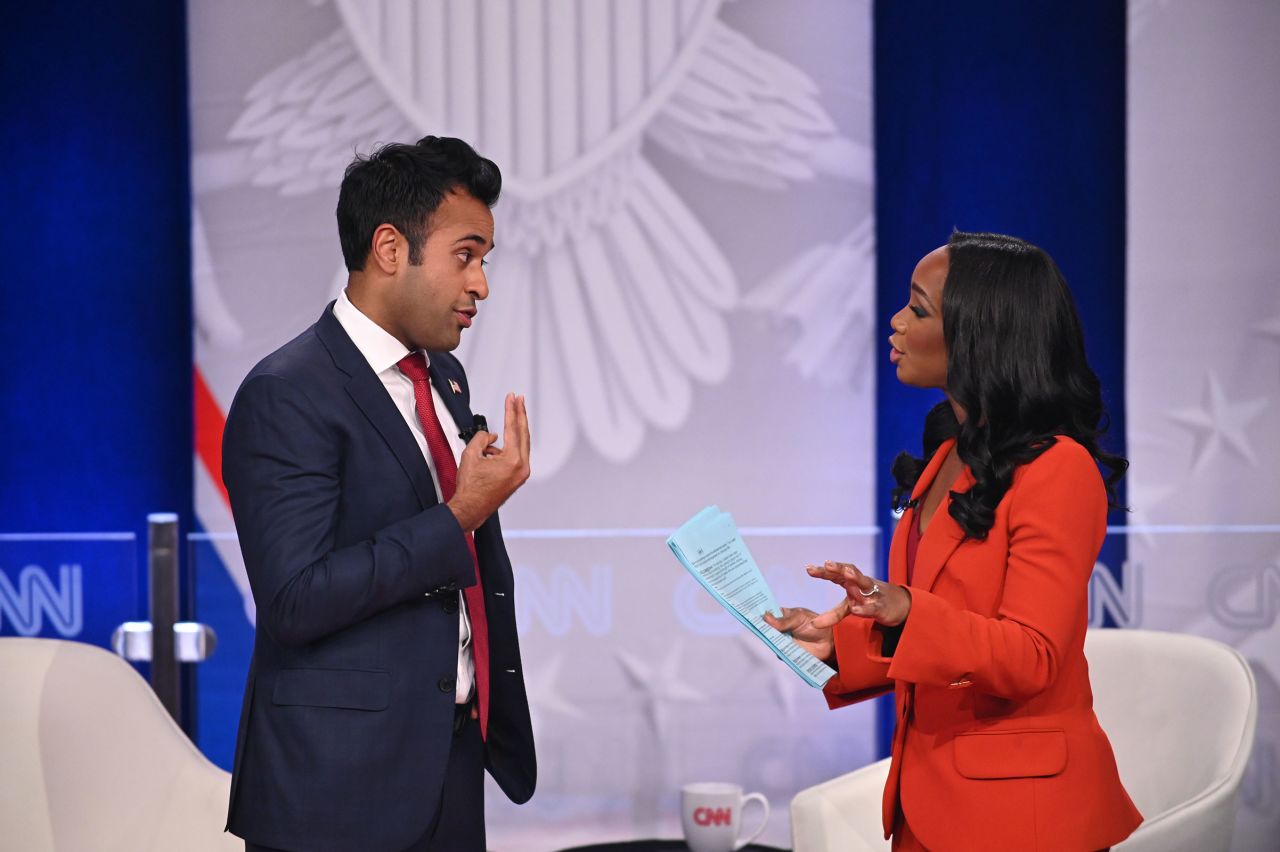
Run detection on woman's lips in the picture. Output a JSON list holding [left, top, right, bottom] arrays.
[[889, 346, 903, 364]]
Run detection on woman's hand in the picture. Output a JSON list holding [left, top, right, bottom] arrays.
[[764, 562, 912, 666], [762, 605, 846, 665], [808, 561, 912, 628]]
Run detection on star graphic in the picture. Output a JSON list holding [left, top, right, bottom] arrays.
[[1255, 314, 1280, 343], [736, 632, 800, 719], [1121, 429, 1191, 550], [1123, 430, 1183, 512], [523, 653, 584, 723], [1128, 0, 1176, 45], [616, 643, 705, 735], [1168, 372, 1268, 475]]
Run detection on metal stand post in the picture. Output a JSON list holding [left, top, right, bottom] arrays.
[[147, 512, 181, 722]]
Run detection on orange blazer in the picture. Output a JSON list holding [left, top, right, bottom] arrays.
[[824, 437, 1142, 851]]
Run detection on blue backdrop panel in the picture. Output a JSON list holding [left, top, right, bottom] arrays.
[[191, 528, 253, 770], [0, 1, 193, 546], [872, 0, 1127, 754], [0, 536, 140, 644]]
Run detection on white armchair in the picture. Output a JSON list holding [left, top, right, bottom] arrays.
[[0, 637, 241, 852], [790, 755, 891, 851], [1093, 629, 1257, 852], [790, 629, 1259, 852]]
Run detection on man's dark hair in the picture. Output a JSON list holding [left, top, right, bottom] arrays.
[[336, 135, 501, 272]]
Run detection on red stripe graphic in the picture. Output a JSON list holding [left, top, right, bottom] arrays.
[[194, 366, 231, 508]]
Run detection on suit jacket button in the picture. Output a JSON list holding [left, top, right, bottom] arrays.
[[442, 597, 459, 615], [438, 677, 456, 693]]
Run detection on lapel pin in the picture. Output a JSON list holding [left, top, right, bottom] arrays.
[[449, 379, 462, 395]]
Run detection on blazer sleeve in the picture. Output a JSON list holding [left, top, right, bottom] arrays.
[[823, 616, 894, 709], [223, 373, 476, 647], [885, 441, 1106, 700]]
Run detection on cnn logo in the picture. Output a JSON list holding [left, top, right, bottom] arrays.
[[693, 806, 733, 827], [681, 782, 768, 851]]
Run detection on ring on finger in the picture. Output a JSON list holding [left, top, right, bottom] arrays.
[[858, 583, 880, 598]]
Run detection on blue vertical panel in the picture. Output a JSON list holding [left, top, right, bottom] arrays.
[[873, 1, 1126, 754], [0, 535, 140, 647], [190, 527, 253, 770], [0, 4, 192, 561]]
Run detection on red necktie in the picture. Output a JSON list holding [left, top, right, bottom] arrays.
[[397, 352, 490, 740]]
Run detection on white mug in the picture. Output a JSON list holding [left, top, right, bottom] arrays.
[[680, 782, 770, 852]]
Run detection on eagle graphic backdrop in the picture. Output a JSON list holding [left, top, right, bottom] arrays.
[[187, 1, 877, 846]]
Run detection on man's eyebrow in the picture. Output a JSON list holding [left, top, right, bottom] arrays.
[[453, 234, 491, 248], [911, 282, 936, 309]]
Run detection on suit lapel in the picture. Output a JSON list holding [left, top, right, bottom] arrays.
[[912, 471, 971, 593], [889, 442, 948, 585], [427, 353, 476, 441], [887, 516, 911, 586], [315, 305, 440, 510], [907, 438, 975, 592]]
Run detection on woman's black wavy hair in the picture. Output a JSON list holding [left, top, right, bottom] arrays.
[[891, 231, 1127, 539]]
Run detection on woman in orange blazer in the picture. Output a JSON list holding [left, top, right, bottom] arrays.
[[767, 232, 1142, 851]]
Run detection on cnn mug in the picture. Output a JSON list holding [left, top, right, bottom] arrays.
[[680, 782, 770, 852]]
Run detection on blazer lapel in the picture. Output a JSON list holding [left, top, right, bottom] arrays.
[[427, 353, 476, 441], [888, 442, 950, 585], [912, 474, 971, 593], [906, 438, 973, 592], [315, 305, 440, 510]]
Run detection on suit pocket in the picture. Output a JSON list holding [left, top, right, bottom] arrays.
[[271, 667, 390, 711], [953, 728, 1067, 779]]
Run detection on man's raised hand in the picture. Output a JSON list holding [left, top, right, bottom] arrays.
[[448, 393, 531, 533]]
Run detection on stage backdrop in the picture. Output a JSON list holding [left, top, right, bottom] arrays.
[[1127, 1, 1280, 848], [187, 1, 876, 847]]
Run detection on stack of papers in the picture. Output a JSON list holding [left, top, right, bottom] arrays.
[[667, 506, 835, 689]]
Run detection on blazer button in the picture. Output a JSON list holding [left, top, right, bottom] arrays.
[[438, 676, 456, 693], [442, 597, 459, 615]]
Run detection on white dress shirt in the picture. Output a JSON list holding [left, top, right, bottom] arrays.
[[332, 290, 474, 704]]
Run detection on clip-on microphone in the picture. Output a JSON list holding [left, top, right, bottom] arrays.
[[458, 414, 489, 444]]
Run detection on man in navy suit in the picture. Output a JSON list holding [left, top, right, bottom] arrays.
[[223, 136, 535, 851]]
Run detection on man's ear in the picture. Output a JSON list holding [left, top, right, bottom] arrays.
[[369, 224, 403, 274]]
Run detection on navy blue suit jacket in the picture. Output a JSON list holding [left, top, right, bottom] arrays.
[[222, 304, 535, 851]]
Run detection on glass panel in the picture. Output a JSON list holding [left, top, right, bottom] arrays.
[[486, 526, 883, 849], [0, 533, 139, 652], [183, 523, 884, 846], [181, 523, 1280, 849], [188, 531, 254, 772], [1115, 525, 1280, 851]]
